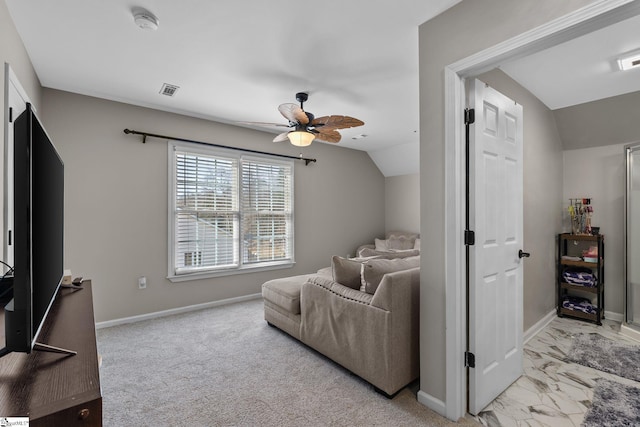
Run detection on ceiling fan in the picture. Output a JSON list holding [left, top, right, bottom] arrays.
[[245, 92, 364, 147]]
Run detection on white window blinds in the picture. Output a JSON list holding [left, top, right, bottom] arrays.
[[169, 142, 294, 279], [174, 150, 239, 273], [241, 159, 293, 264]]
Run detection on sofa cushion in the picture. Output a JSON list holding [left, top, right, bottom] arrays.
[[316, 266, 333, 277], [262, 274, 315, 314], [360, 256, 421, 294], [332, 256, 367, 290]]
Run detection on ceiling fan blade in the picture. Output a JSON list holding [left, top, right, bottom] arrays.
[[273, 131, 291, 142], [278, 103, 309, 125], [314, 128, 342, 143], [311, 115, 364, 130], [235, 121, 291, 128]]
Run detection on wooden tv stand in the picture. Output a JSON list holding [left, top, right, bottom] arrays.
[[0, 280, 102, 426]]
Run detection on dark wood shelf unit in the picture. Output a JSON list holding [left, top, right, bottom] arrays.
[[0, 280, 102, 426], [557, 233, 605, 325], [559, 282, 599, 294]]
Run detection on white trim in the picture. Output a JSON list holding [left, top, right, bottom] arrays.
[[620, 323, 640, 343], [95, 292, 263, 329], [443, 66, 466, 421], [168, 262, 294, 282], [440, 0, 640, 421], [604, 311, 624, 322], [4, 63, 33, 265], [524, 310, 556, 344], [417, 390, 446, 418]]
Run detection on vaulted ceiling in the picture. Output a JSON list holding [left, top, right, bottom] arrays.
[[5, 1, 640, 174]]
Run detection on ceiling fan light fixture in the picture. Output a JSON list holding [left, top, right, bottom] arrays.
[[288, 131, 315, 147]]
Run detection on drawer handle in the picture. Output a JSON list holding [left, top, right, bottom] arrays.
[[78, 408, 90, 420]]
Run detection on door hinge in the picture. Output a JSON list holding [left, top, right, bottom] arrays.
[[9, 107, 13, 123], [464, 108, 475, 125], [465, 351, 476, 368], [464, 230, 475, 246]]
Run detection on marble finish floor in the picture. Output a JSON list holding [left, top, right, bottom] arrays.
[[473, 316, 640, 427]]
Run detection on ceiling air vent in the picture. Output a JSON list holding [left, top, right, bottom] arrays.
[[159, 83, 179, 97]]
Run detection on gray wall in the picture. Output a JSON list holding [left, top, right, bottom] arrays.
[[41, 88, 385, 322], [555, 90, 640, 150], [385, 173, 419, 234], [418, 0, 594, 406], [0, 1, 41, 113], [478, 69, 564, 331], [0, 0, 42, 264], [563, 143, 628, 316]]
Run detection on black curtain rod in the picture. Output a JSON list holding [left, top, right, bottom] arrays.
[[123, 129, 317, 165]]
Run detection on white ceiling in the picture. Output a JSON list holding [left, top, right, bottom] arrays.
[[4, 0, 461, 165], [500, 13, 640, 110], [4, 1, 640, 176]]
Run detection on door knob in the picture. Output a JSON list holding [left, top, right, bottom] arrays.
[[518, 250, 530, 258]]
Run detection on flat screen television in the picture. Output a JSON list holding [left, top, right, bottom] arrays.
[[1, 103, 66, 357]]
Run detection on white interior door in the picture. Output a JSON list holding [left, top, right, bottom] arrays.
[[468, 79, 524, 415], [4, 64, 31, 268]]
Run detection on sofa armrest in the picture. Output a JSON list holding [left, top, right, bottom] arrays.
[[356, 244, 375, 257], [302, 276, 373, 305], [370, 267, 420, 312]]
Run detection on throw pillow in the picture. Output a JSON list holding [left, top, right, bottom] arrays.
[[374, 238, 389, 251], [332, 256, 368, 290], [386, 235, 416, 250], [375, 236, 416, 252], [360, 256, 420, 294], [414, 238, 421, 251]]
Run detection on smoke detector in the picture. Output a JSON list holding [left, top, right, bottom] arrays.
[[132, 7, 159, 31]]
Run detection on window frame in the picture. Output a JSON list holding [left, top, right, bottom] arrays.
[[168, 140, 295, 282]]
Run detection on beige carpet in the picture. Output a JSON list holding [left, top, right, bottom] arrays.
[[96, 298, 478, 426]]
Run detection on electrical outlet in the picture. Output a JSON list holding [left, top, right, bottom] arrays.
[[138, 276, 147, 289]]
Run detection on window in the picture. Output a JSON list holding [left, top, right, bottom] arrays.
[[168, 141, 294, 281]]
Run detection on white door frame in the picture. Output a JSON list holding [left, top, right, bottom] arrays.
[[442, 0, 640, 420], [3, 63, 33, 265]]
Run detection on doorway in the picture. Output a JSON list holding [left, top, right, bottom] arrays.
[[440, 1, 640, 420]]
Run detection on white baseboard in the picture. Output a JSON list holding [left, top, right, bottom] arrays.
[[604, 310, 623, 322], [417, 390, 447, 419], [95, 293, 262, 329], [620, 323, 640, 343], [524, 309, 556, 344]]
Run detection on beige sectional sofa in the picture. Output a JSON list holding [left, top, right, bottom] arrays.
[[261, 232, 420, 397]]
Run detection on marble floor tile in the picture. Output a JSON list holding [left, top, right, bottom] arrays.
[[473, 317, 640, 427]]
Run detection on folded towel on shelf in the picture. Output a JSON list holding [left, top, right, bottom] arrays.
[[563, 269, 596, 287], [562, 296, 597, 314]]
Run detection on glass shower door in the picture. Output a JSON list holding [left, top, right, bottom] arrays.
[[626, 144, 640, 327]]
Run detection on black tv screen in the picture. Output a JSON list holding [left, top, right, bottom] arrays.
[[31, 107, 64, 342], [2, 103, 64, 355]]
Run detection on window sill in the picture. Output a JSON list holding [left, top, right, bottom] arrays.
[[167, 261, 295, 283]]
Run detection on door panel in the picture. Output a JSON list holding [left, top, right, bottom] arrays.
[[468, 79, 524, 415]]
